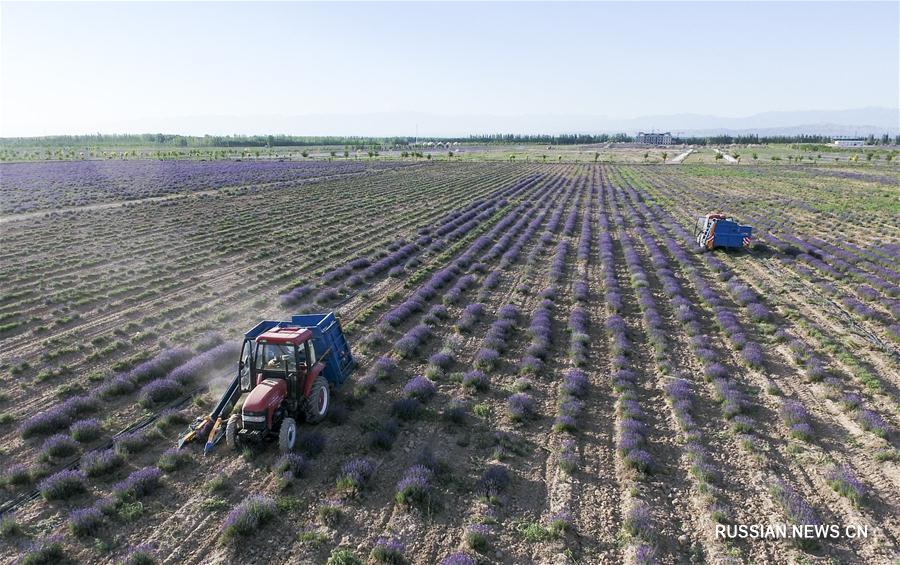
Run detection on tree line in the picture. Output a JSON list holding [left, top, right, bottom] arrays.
[[1, 132, 897, 149]]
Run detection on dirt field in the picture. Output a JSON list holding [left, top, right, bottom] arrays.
[[0, 159, 898, 564]]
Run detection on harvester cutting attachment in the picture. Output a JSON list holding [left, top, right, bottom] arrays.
[[177, 367, 241, 455]]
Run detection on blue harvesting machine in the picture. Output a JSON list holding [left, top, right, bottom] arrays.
[[694, 213, 753, 251]]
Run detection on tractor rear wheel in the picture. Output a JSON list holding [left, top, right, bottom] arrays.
[[279, 417, 297, 452], [304, 376, 330, 423], [226, 414, 241, 451]]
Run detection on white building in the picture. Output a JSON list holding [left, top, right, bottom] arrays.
[[833, 139, 865, 147], [636, 132, 672, 145]]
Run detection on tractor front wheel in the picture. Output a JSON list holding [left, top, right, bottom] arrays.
[[304, 376, 330, 423], [279, 417, 297, 452], [226, 414, 241, 451]]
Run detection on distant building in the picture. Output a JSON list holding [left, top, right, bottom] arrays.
[[833, 138, 865, 147], [636, 132, 672, 145]]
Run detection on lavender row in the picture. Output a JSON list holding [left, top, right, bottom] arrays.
[[596, 188, 657, 561]]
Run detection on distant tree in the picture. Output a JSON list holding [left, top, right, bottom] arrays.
[[542, 155, 547, 162], [301, 150, 309, 158], [448, 151, 453, 158], [886, 154, 893, 162], [344, 150, 349, 158], [662, 151, 668, 162], [509, 154, 515, 162], [594, 151, 600, 162], [866, 152, 874, 161], [330, 151, 336, 158], [715, 153, 723, 161], [558, 155, 562, 162], [881, 134, 890, 145], [643, 152, 649, 161], [752, 152, 758, 161]]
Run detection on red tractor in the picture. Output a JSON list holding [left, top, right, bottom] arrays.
[[178, 313, 355, 454]]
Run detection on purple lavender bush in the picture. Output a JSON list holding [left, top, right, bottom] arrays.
[[507, 393, 535, 422], [337, 458, 375, 493], [477, 465, 510, 499], [558, 438, 578, 472], [121, 544, 157, 565], [826, 465, 866, 506], [274, 453, 308, 479], [855, 409, 890, 438], [403, 375, 436, 402], [19, 537, 64, 565], [157, 448, 192, 472], [68, 506, 104, 537], [473, 348, 500, 371], [370, 536, 406, 564], [39, 469, 87, 500], [391, 398, 422, 422], [369, 356, 398, 380], [137, 378, 182, 408], [462, 370, 489, 392], [769, 479, 820, 549], [442, 397, 467, 424], [395, 464, 434, 508], [623, 499, 653, 540], [780, 400, 813, 441], [3, 464, 31, 486], [70, 418, 103, 442], [457, 303, 486, 333], [40, 433, 78, 460], [562, 369, 588, 398], [464, 523, 491, 551], [549, 510, 574, 536], [220, 495, 277, 542], [18, 395, 100, 438], [82, 449, 124, 477], [740, 342, 764, 368], [114, 429, 151, 457], [112, 467, 162, 501]]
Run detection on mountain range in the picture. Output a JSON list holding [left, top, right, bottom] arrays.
[[21, 107, 900, 138]]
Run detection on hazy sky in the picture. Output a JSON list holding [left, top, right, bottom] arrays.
[[2, 1, 898, 136]]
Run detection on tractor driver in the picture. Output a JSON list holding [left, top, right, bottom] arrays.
[[261, 343, 298, 372]]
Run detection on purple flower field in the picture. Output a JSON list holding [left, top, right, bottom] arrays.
[[2, 158, 897, 564]]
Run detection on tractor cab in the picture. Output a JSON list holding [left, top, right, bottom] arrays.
[[238, 327, 315, 390], [240, 327, 316, 422], [252, 327, 315, 384]]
